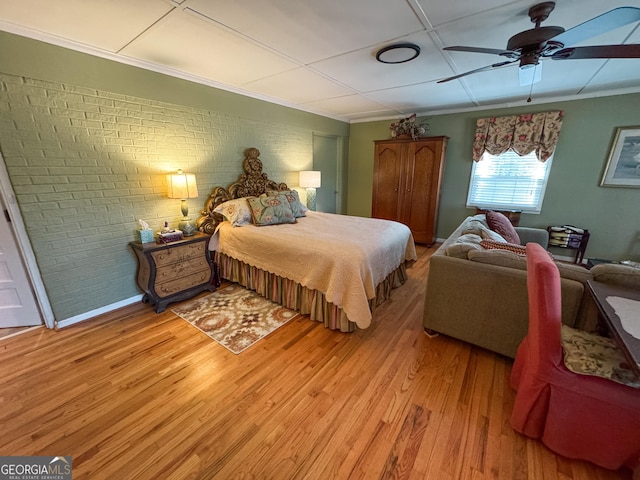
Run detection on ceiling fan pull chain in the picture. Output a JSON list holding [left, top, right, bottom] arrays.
[[527, 64, 539, 103]]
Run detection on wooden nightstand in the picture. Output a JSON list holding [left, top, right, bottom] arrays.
[[129, 232, 216, 313]]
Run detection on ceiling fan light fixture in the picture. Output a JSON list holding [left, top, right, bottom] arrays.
[[519, 62, 542, 86], [375, 43, 421, 64]]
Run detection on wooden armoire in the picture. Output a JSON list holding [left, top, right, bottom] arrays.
[[372, 136, 448, 245]]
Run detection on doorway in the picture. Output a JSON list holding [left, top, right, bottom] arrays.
[[0, 152, 53, 328], [312, 134, 343, 214]]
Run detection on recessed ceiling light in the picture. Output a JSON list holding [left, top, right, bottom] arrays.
[[375, 43, 421, 64]]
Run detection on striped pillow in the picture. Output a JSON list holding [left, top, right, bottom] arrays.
[[480, 239, 527, 255]]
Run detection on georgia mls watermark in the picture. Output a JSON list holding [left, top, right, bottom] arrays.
[[0, 456, 72, 480]]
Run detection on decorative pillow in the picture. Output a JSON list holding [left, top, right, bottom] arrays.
[[445, 233, 483, 258], [266, 189, 307, 218], [486, 210, 520, 244], [462, 219, 506, 242], [213, 197, 254, 227], [247, 194, 296, 226], [561, 325, 640, 388], [480, 239, 527, 255]]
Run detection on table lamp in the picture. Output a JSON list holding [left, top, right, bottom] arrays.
[[299, 170, 321, 211], [167, 169, 199, 235]]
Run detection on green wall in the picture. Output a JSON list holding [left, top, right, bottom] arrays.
[[348, 95, 640, 262], [2, 28, 639, 324], [0, 31, 349, 323]]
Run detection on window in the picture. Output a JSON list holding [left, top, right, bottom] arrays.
[[466, 149, 553, 214]]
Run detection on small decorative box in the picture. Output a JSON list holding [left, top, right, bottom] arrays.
[[135, 229, 155, 243], [157, 230, 184, 243]]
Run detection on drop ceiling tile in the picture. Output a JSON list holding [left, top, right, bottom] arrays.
[[456, 61, 595, 105], [582, 58, 640, 93], [436, 7, 534, 50], [0, 0, 172, 52], [312, 32, 452, 92], [302, 94, 393, 118], [120, 9, 298, 86], [367, 82, 477, 112], [242, 67, 355, 104], [186, 0, 425, 63], [417, 0, 519, 26]]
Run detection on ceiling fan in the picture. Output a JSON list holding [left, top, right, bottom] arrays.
[[438, 2, 640, 84]]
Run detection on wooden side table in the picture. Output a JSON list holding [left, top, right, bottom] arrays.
[[547, 226, 590, 264], [129, 232, 216, 313]]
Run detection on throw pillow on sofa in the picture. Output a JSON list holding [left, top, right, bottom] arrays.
[[462, 219, 506, 242], [480, 239, 527, 255], [486, 210, 520, 244], [445, 233, 484, 258]]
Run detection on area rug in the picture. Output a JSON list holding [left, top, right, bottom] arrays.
[[172, 284, 300, 354]]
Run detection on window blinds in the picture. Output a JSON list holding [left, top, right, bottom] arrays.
[[466, 149, 553, 213]]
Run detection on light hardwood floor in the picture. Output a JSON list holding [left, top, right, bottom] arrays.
[[0, 245, 632, 480]]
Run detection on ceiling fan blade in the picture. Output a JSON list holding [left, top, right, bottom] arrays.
[[443, 46, 519, 58], [551, 7, 640, 47], [437, 60, 518, 83], [551, 44, 640, 60]]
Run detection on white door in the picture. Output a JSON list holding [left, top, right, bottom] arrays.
[[0, 195, 43, 327]]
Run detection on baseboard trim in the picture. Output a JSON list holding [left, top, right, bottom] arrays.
[[55, 295, 143, 329]]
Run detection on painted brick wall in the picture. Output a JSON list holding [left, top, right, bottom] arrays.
[[0, 73, 314, 321]]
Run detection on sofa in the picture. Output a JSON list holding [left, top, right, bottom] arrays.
[[422, 213, 640, 359]]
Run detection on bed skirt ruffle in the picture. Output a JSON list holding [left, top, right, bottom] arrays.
[[215, 252, 409, 332]]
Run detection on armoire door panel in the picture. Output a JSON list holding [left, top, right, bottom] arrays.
[[372, 144, 404, 221], [406, 143, 437, 243]]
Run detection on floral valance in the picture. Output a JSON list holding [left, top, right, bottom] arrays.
[[472, 110, 564, 162]]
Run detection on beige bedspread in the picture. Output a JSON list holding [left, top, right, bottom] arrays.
[[208, 211, 417, 328]]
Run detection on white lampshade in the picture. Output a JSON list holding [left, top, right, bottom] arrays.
[[167, 169, 198, 199], [167, 169, 199, 236], [299, 170, 321, 188]]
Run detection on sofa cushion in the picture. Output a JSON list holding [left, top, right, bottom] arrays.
[[445, 233, 483, 258], [555, 262, 593, 283], [468, 248, 527, 269], [591, 263, 640, 290], [486, 210, 520, 244], [468, 248, 590, 283], [515, 227, 549, 248]]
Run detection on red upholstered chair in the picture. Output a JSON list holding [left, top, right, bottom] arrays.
[[510, 243, 640, 471]]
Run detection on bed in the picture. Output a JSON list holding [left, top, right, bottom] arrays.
[[197, 148, 417, 332]]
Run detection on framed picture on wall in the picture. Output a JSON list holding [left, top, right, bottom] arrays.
[[600, 126, 640, 188]]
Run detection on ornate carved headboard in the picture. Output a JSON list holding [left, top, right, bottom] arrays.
[[197, 147, 290, 234]]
